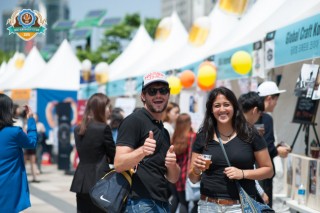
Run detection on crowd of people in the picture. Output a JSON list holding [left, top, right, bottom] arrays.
[[0, 71, 291, 213]]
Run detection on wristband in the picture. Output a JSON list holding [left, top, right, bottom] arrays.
[[242, 170, 245, 179], [192, 168, 202, 176]]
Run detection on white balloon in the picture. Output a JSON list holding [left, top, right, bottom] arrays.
[[95, 62, 109, 73], [82, 59, 92, 72]]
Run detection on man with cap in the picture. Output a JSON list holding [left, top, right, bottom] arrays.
[[114, 71, 180, 212], [256, 81, 290, 208]]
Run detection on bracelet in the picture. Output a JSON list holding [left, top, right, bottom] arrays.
[[242, 170, 245, 179], [192, 168, 202, 176]]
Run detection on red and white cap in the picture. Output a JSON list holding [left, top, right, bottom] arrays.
[[142, 71, 169, 89]]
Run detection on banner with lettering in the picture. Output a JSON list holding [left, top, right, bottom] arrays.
[[265, 14, 320, 69]]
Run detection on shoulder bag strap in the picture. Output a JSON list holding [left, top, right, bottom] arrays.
[[214, 126, 241, 190]]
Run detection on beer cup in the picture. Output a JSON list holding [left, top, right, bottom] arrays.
[[201, 154, 212, 170]]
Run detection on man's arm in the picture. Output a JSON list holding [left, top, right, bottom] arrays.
[[114, 131, 156, 172], [114, 146, 145, 172]]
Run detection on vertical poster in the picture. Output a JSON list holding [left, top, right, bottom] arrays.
[[294, 64, 319, 98], [286, 154, 293, 196], [291, 155, 309, 202], [179, 90, 206, 132], [309, 160, 317, 195], [307, 160, 320, 211], [312, 70, 320, 100]]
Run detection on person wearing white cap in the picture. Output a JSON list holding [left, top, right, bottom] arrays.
[[114, 71, 181, 213], [256, 81, 290, 208]]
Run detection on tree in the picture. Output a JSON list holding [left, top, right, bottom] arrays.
[[0, 50, 13, 64], [76, 13, 160, 65]]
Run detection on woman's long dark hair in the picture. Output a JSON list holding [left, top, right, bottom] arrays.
[[0, 94, 14, 130], [171, 113, 193, 155], [201, 87, 253, 148], [78, 93, 110, 136]]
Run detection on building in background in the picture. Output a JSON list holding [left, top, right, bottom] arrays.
[[0, 0, 69, 57], [161, 0, 215, 30], [45, 0, 70, 46]]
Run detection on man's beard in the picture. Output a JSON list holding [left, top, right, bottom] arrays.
[[145, 99, 168, 113]]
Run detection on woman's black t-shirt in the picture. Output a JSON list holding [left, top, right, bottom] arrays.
[[192, 131, 267, 199]]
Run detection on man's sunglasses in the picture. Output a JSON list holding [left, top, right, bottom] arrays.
[[146, 87, 170, 96]]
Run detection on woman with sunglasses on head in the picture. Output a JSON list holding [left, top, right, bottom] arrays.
[[188, 87, 273, 213], [114, 71, 180, 213], [0, 94, 37, 213]]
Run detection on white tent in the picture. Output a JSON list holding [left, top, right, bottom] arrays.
[[4, 46, 46, 90], [119, 11, 188, 79], [0, 52, 23, 90], [0, 61, 7, 78], [109, 25, 154, 81], [152, 5, 240, 71], [210, 0, 312, 54], [33, 39, 81, 91]]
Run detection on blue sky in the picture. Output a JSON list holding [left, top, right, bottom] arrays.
[[0, 0, 161, 36]]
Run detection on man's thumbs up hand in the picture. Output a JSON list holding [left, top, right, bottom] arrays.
[[142, 131, 156, 156], [165, 145, 177, 168]]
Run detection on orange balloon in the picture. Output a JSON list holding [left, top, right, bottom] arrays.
[[198, 81, 215, 91], [180, 70, 195, 88]]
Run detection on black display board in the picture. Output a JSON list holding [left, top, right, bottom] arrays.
[[56, 102, 72, 171], [292, 97, 319, 124]]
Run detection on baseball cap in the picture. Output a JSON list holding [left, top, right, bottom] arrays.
[[257, 81, 286, 97], [142, 71, 169, 89]]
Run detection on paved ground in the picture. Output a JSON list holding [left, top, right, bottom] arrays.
[[24, 164, 77, 213]]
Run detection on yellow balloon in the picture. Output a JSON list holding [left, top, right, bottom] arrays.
[[197, 61, 217, 87], [15, 59, 24, 69], [167, 76, 182, 95], [231, 51, 252, 75]]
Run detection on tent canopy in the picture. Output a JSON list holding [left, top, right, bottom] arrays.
[[152, 5, 240, 72], [109, 25, 154, 81], [6, 46, 46, 90], [118, 11, 188, 79], [33, 39, 81, 91]]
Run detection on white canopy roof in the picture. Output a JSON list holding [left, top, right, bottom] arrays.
[[210, 0, 297, 54], [0, 61, 7, 78], [0, 52, 22, 90], [109, 25, 153, 81], [33, 39, 81, 91], [220, 0, 320, 53], [153, 5, 240, 71], [5, 46, 46, 90], [119, 11, 188, 79]]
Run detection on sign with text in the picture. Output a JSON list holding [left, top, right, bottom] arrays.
[[265, 14, 320, 68]]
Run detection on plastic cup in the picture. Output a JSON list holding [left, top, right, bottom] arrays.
[[201, 154, 212, 170]]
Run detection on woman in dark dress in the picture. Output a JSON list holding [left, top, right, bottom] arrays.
[[70, 93, 116, 213]]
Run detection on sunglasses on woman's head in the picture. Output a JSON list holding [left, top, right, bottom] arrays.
[[146, 87, 170, 96]]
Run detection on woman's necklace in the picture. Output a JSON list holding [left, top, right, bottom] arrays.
[[219, 130, 234, 141]]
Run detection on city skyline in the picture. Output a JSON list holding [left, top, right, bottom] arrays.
[[0, 0, 161, 36]]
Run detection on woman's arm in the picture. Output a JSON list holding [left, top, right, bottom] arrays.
[[188, 152, 206, 183], [244, 148, 274, 180]]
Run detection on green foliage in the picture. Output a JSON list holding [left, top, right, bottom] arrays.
[[0, 50, 13, 64], [76, 13, 160, 65], [144, 18, 161, 38]]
